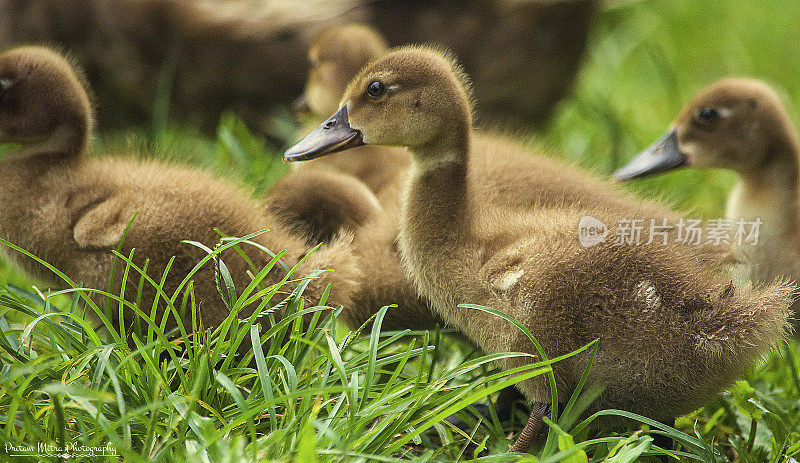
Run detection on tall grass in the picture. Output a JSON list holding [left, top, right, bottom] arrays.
[[1, 234, 757, 462], [0, 236, 560, 461]]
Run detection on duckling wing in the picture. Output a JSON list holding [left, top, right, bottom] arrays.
[[72, 195, 134, 249]]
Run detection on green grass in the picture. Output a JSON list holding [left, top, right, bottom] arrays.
[[0, 238, 766, 462], [2, 0, 800, 461]]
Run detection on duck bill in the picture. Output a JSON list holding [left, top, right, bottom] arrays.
[[283, 104, 364, 162], [613, 130, 686, 180]]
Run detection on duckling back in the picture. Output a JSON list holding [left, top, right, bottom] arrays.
[[448, 203, 793, 422], [1, 155, 361, 332]]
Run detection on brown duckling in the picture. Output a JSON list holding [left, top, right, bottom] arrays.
[[299, 23, 388, 121], [267, 168, 437, 331], [0, 46, 359, 335], [265, 168, 382, 245], [285, 23, 552, 332], [614, 79, 800, 324], [282, 23, 703, 333], [284, 47, 794, 451]]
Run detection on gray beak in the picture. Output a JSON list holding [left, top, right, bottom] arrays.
[[613, 130, 686, 180], [283, 104, 364, 162]]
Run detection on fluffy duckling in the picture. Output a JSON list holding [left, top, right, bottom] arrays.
[[299, 23, 388, 120], [0, 46, 359, 334], [614, 79, 800, 322], [265, 169, 382, 247], [284, 47, 794, 451], [284, 23, 706, 333], [285, 23, 570, 331]]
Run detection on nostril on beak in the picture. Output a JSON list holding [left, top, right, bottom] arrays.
[[324, 120, 336, 129]]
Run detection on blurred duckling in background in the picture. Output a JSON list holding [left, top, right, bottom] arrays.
[[0, 0, 596, 132], [0, 46, 360, 335], [0, 0, 362, 132], [284, 47, 794, 452], [614, 79, 800, 326]]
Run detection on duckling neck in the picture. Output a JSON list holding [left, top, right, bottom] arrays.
[[403, 129, 472, 244], [0, 125, 88, 218], [3, 119, 88, 167], [729, 134, 800, 237]]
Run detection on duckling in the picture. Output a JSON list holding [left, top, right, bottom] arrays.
[[265, 169, 382, 247], [284, 23, 559, 332], [0, 46, 360, 335], [283, 23, 695, 332], [614, 79, 800, 325], [299, 23, 388, 120], [283, 47, 794, 451]]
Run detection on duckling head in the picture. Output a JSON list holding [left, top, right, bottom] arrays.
[[285, 46, 473, 162], [299, 23, 388, 119], [614, 78, 798, 180], [0, 46, 92, 157]]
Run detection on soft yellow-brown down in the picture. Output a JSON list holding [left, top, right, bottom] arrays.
[[0, 46, 360, 336], [280, 25, 707, 334]]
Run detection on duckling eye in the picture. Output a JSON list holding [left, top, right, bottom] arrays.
[[697, 107, 719, 123], [367, 80, 386, 99]]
